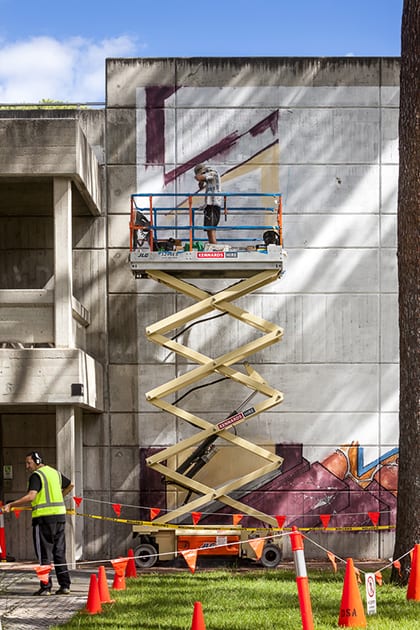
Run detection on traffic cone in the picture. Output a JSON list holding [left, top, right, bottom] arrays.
[[111, 558, 128, 590], [125, 548, 137, 578], [407, 544, 420, 601], [190, 601, 206, 630], [85, 574, 102, 615], [338, 558, 367, 627], [35, 564, 52, 585], [98, 565, 115, 604]]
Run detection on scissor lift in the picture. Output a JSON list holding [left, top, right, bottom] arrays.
[[130, 192, 286, 567]]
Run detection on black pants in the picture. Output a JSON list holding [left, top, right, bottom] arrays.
[[33, 519, 71, 590]]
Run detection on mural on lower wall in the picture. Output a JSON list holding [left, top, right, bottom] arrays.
[[139, 442, 398, 529]]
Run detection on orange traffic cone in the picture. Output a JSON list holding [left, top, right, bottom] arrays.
[[98, 565, 115, 604], [125, 548, 137, 578], [85, 574, 102, 615], [111, 558, 128, 590], [190, 601, 206, 630], [338, 558, 367, 627], [407, 544, 420, 601], [34, 565, 52, 585]]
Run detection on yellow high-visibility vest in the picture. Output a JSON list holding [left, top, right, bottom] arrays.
[[31, 466, 66, 518]]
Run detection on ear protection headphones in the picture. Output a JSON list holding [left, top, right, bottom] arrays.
[[31, 451, 43, 465]]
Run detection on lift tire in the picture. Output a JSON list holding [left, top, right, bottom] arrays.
[[134, 543, 158, 569], [260, 543, 282, 568]]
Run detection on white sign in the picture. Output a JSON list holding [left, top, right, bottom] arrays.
[[365, 573, 377, 615]]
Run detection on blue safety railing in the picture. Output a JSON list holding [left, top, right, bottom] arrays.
[[130, 192, 283, 252]]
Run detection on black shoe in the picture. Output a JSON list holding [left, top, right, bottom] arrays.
[[55, 586, 71, 595], [34, 587, 51, 596]]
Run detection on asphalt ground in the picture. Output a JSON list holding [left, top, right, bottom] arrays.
[[0, 563, 93, 630]]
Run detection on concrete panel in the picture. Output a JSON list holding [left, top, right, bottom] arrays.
[[381, 87, 399, 108], [173, 292, 379, 364], [282, 165, 380, 215], [380, 412, 399, 445], [109, 293, 176, 364], [381, 108, 399, 164], [380, 58, 400, 87], [283, 214, 379, 248], [107, 165, 137, 213], [73, 249, 107, 360], [138, 412, 177, 446], [278, 108, 380, 164], [278, 249, 379, 293], [84, 446, 110, 491], [0, 306, 53, 343], [380, 364, 399, 412], [83, 412, 109, 446], [302, 294, 379, 363], [110, 412, 138, 445], [379, 248, 398, 292], [73, 216, 105, 249], [380, 294, 399, 363], [174, 86, 379, 108], [175, 108, 279, 165], [238, 412, 380, 454], [172, 363, 378, 414], [107, 58, 176, 107], [175, 58, 382, 88], [106, 108, 136, 164], [109, 363, 176, 412], [110, 446, 140, 491], [136, 106, 176, 165], [381, 165, 398, 214], [0, 348, 103, 410], [380, 214, 396, 248]]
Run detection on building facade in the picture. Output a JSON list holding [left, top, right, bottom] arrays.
[[0, 57, 400, 562]]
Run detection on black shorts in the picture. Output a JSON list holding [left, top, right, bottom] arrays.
[[203, 205, 221, 228]]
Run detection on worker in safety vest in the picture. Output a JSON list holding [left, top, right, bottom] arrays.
[[4, 451, 74, 595]]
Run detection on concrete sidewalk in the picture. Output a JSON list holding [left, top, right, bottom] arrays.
[[0, 563, 94, 629]]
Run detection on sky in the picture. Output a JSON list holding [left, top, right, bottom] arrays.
[[0, 0, 403, 104]]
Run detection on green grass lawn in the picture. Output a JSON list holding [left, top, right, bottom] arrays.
[[52, 568, 418, 630]]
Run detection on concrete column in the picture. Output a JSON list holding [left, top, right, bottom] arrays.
[[53, 178, 73, 348], [56, 406, 79, 566]]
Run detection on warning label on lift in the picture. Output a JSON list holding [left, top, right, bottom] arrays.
[[217, 407, 256, 431]]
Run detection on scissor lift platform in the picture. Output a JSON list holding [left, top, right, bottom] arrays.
[[129, 192, 285, 279]]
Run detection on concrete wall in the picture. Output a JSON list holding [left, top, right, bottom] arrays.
[[104, 57, 399, 560]]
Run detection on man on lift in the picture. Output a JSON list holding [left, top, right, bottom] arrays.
[[194, 163, 222, 244]]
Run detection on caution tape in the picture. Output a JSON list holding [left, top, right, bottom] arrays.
[[69, 510, 395, 533]]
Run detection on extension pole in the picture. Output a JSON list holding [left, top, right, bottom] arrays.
[[290, 526, 314, 630]]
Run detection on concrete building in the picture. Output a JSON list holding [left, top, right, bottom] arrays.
[[0, 57, 400, 562]]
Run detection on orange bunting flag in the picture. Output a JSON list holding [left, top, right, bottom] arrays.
[[182, 549, 198, 574], [354, 565, 362, 584], [249, 538, 264, 561], [327, 551, 338, 573], [368, 511, 379, 526], [73, 496, 83, 507], [320, 514, 331, 528], [393, 560, 402, 577], [112, 503, 122, 517], [275, 515, 286, 528], [14, 509, 21, 519], [150, 507, 161, 520], [192, 512, 202, 525], [375, 571, 383, 586], [232, 514, 243, 525]]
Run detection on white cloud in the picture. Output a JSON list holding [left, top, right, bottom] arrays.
[[0, 35, 139, 103]]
